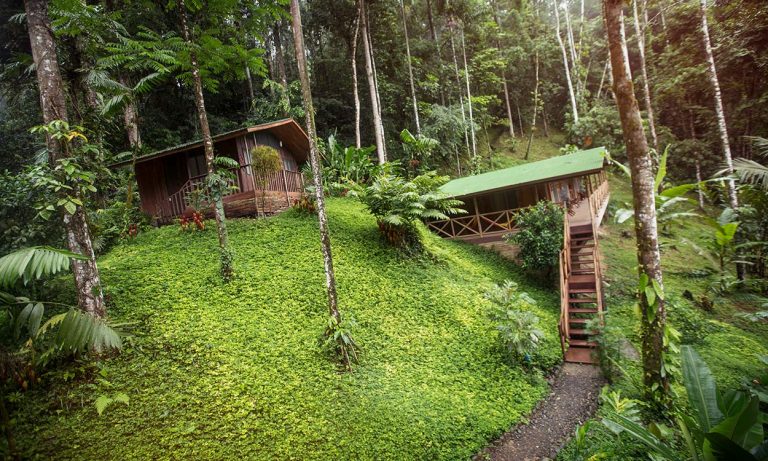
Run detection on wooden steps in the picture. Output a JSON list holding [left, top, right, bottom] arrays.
[[561, 220, 604, 365]]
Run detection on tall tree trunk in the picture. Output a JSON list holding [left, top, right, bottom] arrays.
[[449, 27, 471, 159], [360, 0, 386, 163], [604, 0, 667, 400], [490, 0, 515, 137], [632, 0, 659, 154], [563, 0, 580, 94], [351, 1, 362, 148], [689, 112, 706, 211], [553, 0, 579, 123], [525, 50, 539, 160], [400, 0, 421, 134], [289, 0, 342, 327], [245, 64, 255, 104], [178, 0, 232, 280], [699, 0, 738, 210], [425, 0, 437, 41], [121, 75, 141, 210], [273, 20, 289, 88], [366, 6, 386, 159], [460, 28, 477, 161], [596, 56, 609, 100], [25, 0, 105, 318]]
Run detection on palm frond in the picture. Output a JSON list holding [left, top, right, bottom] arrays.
[[732, 158, 768, 191], [45, 308, 122, 354], [0, 247, 86, 288]]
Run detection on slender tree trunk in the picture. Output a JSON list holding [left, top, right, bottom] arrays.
[[542, 101, 550, 137], [178, 0, 232, 280], [121, 75, 141, 210], [449, 28, 471, 159], [516, 102, 524, 137], [245, 64, 255, 104], [632, 0, 659, 154], [273, 20, 289, 89], [351, 2, 362, 148], [460, 28, 477, 161], [577, 0, 585, 54], [553, 0, 579, 123], [366, 7, 386, 159], [289, 0, 342, 326], [525, 50, 539, 160], [25, 0, 105, 317], [689, 112, 706, 211], [699, 0, 738, 210], [605, 0, 667, 400], [400, 0, 421, 134], [490, 0, 515, 137], [360, 0, 386, 163], [426, 0, 437, 41], [596, 56, 609, 100], [563, 0, 580, 94]]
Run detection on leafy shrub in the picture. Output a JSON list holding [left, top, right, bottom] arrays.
[[320, 313, 360, 371], [322, 134, 377, 189], [565, 102, 624, 157], [293, 191, 317, 214], [505, 201, 564, 278], [485, 280, 545, 365], [352, 172, 464, 252]]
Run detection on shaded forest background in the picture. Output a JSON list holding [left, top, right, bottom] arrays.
[[0, 0, 767, 250]]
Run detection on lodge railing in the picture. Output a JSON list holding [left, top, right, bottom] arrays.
[[166, 167, 304, 218], [558, 209, 571, 356], [426, 208, 521, 240]]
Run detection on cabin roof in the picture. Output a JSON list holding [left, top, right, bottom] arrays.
[[111, 118, 309, 167], [440, 147, 608, 197]]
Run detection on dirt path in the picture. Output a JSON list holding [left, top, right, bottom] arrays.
[[476, 363, 604, 461]]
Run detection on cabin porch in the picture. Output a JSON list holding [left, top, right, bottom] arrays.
[[426, 169, 609, 244]]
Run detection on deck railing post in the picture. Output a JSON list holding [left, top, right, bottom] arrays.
[[282, 170, 290, 206]]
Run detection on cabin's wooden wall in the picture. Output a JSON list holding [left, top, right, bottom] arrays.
[[136, 159, 169, 218]]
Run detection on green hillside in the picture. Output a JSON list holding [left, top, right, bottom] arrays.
[[14, 199, 561, 460]]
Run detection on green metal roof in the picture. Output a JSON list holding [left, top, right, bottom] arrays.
[[441, 147, 607, 197]]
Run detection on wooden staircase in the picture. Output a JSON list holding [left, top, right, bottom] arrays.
[[558, 203, 605, 364]]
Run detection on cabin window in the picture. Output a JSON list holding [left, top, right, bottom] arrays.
[[187, 153, 206, 179]]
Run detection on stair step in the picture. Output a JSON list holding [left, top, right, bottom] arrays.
[[569, 328, 597, 336], [570, 307, 598, 314], [568, 298, 598, 303], [572, 270, 595, 275], [568, 339, 598, 348], [569, 288, 597, 294], [565, 346, 596, 364], [568, 318, 590, 324]]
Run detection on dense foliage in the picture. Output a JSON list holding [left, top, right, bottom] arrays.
[[352, 172, 464, 251], [5, 199, 561, 459], [505, 200, 564, 277]]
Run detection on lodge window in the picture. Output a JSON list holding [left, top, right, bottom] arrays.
[[187, 153, 206, 179]]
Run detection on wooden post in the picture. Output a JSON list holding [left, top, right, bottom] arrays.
[[282, 170, 290, 206], [473, 197, 481, 236]]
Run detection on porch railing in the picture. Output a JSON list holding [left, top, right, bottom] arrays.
[[166, 167, 303, 218], [426, 208, 520, 239]]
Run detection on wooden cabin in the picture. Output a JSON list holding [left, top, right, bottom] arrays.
[[428, 147, 611, 364], [113, 119, 309, 223], [427, 147, 610, 244]]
